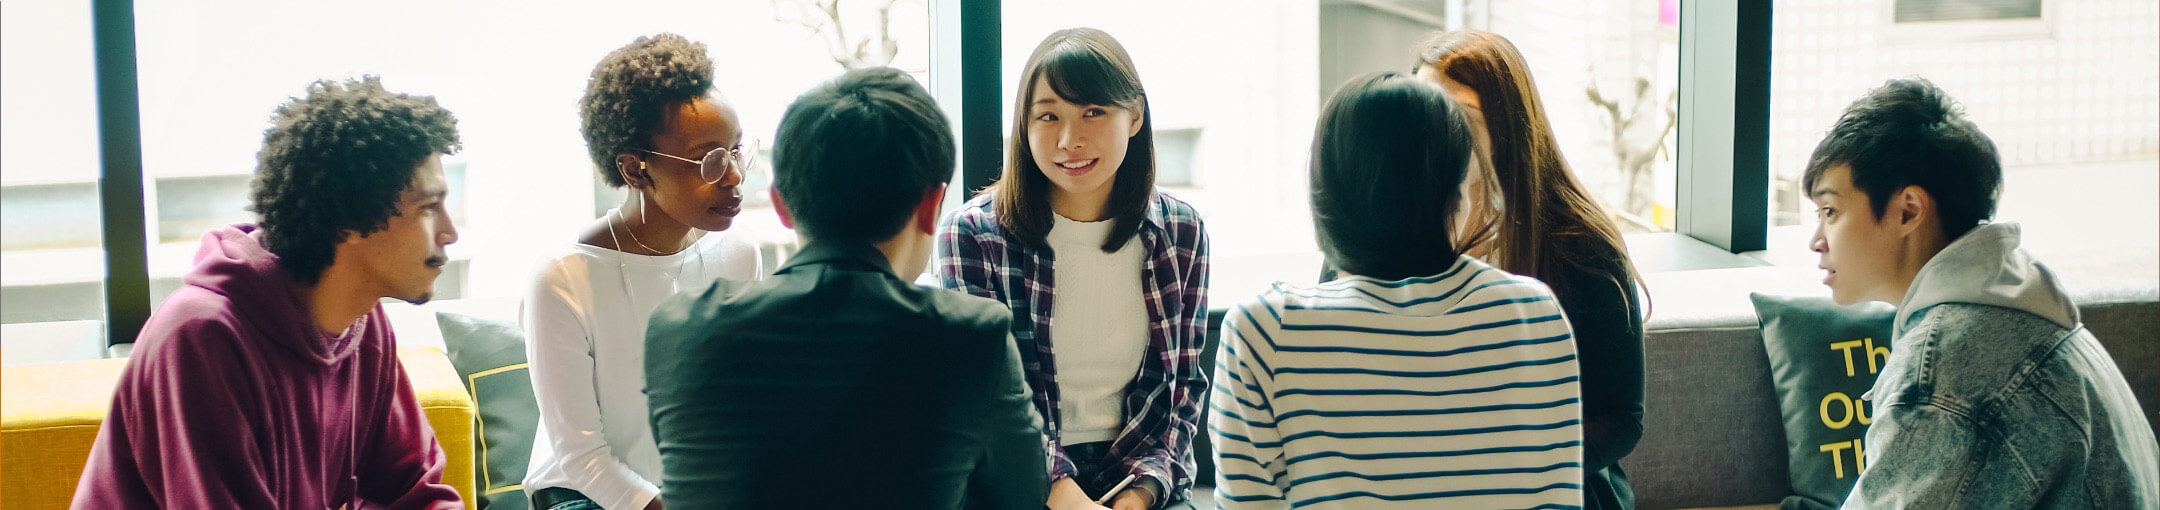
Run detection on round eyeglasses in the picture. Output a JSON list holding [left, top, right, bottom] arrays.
[[637, 140, 757, 184]]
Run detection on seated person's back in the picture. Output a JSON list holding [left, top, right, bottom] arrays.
[[1209, 72, 1584, 509], [643, 66, 1046, 509], [645, 243, 1039, 508], [1214, 259, 1583, 509]]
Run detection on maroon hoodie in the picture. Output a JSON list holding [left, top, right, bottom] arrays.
[[71, 224, 461, 509]]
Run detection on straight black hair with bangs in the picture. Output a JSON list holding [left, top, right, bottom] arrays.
[[990, 27, 1156, 253]]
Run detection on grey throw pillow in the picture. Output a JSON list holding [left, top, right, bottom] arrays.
[[1750, 293, 1895, 510], [437, 311, 539, 510]]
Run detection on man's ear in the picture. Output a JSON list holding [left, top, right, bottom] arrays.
[[615, 153, 650, 189], [1890, 185, 1934, 236], [770, 187, 796, 230], [913, 183, 948, 235]]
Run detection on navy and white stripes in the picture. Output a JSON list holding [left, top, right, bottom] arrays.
[[1209, 256, 1585, 509]]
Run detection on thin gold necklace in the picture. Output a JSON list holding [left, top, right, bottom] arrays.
[[615, 208, 692, 255], [606, 208, 705, 294]]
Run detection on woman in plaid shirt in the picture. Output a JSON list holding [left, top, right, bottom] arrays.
[[936, 27, 1210, 510]]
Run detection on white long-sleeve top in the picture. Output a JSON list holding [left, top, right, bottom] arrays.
[[1210, 255, 1584, 509], [1046, 212, 1150, 445], [522, 225, 762, 510]]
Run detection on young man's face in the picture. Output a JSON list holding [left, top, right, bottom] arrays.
[[1809, 164, 1904, 305], [345, 154, 457, 304]]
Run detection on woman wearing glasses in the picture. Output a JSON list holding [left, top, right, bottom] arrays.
[[522, 33, 764, 510]]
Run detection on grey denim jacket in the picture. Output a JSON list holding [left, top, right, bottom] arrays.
[[1842, 223, 2159, 509]]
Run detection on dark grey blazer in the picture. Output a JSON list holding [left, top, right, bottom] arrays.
[[645, 240, 1047, 509]]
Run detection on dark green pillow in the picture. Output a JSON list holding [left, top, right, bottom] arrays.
[[437, 311, 539, 510], [1750, 293, 1895, 510]]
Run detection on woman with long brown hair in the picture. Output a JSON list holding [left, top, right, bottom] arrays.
[[1417, 29, 1648, 510]]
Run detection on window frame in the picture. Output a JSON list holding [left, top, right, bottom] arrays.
[[1675, 0, 1770, 255], [93, 0, 150, 348]]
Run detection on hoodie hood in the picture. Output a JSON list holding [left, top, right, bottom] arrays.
[[1896, 222, 2078, 336], [185, 223, 362, 366]]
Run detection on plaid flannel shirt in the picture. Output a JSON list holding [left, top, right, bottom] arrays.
[[937, 190, 1211, 506]]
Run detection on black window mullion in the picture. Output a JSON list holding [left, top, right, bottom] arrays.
[[92, 0, 150, 348]]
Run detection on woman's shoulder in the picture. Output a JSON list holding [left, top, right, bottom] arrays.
[[519, 244, 609, 324], [1145, 189, 1208, 257], [548, 217, 628, 272], [532, 241, 612, 284], [1149, 188, 1204, 226], [1562, 234, 1634, 274], [945, 193, 1002, 232], [1458, 255, 1563, 303], [1224, 282, 1301, 333]]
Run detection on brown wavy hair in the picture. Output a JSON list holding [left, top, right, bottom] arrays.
[[1417, 30, 1641, 305], [987, 27, 1155, 253]]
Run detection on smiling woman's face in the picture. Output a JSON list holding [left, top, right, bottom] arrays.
[[1026, 76, 1143, 219]]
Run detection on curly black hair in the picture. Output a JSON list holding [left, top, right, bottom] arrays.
[[580, 33, 717, 187], [249, 76, 461, 284]]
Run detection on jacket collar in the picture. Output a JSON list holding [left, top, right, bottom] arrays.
[[777, 239, 896, 279]]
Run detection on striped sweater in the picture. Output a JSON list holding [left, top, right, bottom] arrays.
[[1209, 255, 1585, 509]]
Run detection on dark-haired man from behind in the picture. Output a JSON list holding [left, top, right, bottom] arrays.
[[73, 77, 464, 508], [1804, 78, 2157, 509], [644, 67, 1047, 509]]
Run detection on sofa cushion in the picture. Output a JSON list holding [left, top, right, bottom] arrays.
[[1635, 322, 1791, 508], [0, 356, 127, 509], [404, 346, 483, 505], [437, 310, 539, 510], [2075, 285, 2160, 440], [1750, 293, 1895, 510]]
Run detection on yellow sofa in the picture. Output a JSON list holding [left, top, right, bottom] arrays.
[[1, 347, 477, 508]]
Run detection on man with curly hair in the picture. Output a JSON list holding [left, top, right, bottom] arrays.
[[72, 77, 466, 509]]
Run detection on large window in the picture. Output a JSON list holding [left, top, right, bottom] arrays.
[[124, 0, 928, 302], [1, 1, 934, 362], [1472, 0, 1681, 232], [1766, 0, 2159, 268], [7, 0, 2150, 362], [1, 0, 111, 363]]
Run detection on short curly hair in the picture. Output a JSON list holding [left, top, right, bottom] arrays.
[[580, 33, 717, 187], [249, 76, 461, 285]]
